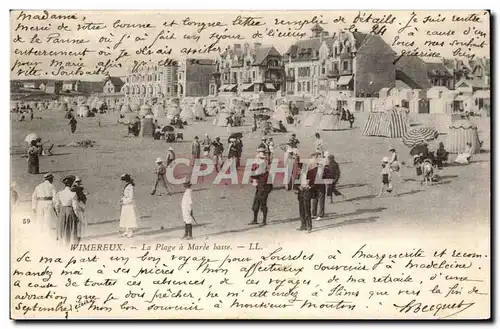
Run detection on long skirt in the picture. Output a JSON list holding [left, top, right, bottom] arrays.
[[58, 206, 79, 245], [120, 204, 138, 229], [28, 155, 39, 174]]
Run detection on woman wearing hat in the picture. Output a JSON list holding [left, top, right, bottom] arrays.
[[388, 147, 403, 181], [27, 140, 40, 174], [71, 177, 87, 239], [120, 174, 138, 238], [55, 175, 80, 245]]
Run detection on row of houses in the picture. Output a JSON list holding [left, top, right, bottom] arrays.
[[15, 78, 123, 95]]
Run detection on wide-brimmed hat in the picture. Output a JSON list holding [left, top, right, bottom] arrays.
[[62, 175, 76, 185], [388, 146, 395, 151], [155, 157, 163, 163], [44, 173, 54, 180], [74, 176, 81, 182], [120, 173, 132, 181], [381, 157, 389, 163], [168, 147, 174, 151], [324, 151, 330, 158]]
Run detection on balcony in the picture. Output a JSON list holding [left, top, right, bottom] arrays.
[[285, 75, 295, 81], [267, 64, 283, 70], [327, 69, 340, 78]]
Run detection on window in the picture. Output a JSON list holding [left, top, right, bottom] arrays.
[[322, 65, 326, 74], [233, 72, 237, 81], [307, 82, 310, 92], [343, 61, 348, 71], [298, 82, 301, 92], [167, 87, 170, 93], [334, 63, 338, 71], [252, 71, 256, 79]]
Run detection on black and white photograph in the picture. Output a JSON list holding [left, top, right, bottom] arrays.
[[9, 10, 490, 319]]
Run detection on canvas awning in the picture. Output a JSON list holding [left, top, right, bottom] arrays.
[[222, 85, 237, 92], [337, 75, 353, 86], [265, 83, 275, 90], [241, 83, 254, 91]]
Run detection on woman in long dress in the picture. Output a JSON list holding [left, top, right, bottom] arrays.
[[55, 175, 79, 245], [314, 133, 325, 157], [71, 177, 87, 240], [27, 140, 40, 174], [119, 173, 138, 238]]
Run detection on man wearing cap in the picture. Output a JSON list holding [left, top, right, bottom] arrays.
[[181, 182, 194, 240], [151, 158, 171, 196], [31, 173, 58, 240], [249, 154, 273, 227], [191, 136, 201, 167], [212, 137, 224, 173], [227, 138, 238, 167]]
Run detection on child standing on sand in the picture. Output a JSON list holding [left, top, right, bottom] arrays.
[[378, 157, 393, 197]]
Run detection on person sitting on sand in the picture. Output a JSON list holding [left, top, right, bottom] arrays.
[[455, 142, 473, 165], [273, 120, 288, 133], [435, 142, 449, 169]]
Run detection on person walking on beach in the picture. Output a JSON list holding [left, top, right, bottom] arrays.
[[389, 146, 403, 181], [212, 137, 224, 173], [248, 154, 272, 227], [119, 174, 138, 238], [27, 140, 40, 174], [71, 177, 88, 240], [202, 133, 212, 158], [55, 175, 79, 245], [235, 136, 243, 168], [181, 182, 194, 240], [326, 154, 343, 203], [151, 158, 171, 196], [314, 133, 325, 157], [378, 157, 394, 197], [191, 136, 201, 167], [69, 116, 77, 134], [166, 147, 176, 167], [32, 173, 58, 240]]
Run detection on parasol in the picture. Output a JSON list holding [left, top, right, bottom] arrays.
[[25, 133, 39, 144], [402, 127, 439, 147], [228, 132, 243, 143], [410, 143, 429, 156], [256, 114, 271, 121], [162, 125, 174, 133]]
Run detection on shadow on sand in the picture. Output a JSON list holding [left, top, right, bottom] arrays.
[[310, 216, 379, 233]]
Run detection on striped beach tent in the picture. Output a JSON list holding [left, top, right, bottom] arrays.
[[446, 120, 481, 154], [362, 112, 385, 136], [379, 109, 408, 138]]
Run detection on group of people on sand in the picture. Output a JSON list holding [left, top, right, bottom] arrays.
[[31, 173, 87, 245]]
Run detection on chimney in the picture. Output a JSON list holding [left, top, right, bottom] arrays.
[[243, 42, 250, 54]]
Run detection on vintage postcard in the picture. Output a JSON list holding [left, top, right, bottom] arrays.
[[10, 10, 490, 319]]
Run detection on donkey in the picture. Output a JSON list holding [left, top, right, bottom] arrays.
[[420, 161, 434, 187]]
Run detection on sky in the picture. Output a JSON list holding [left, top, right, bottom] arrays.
[[10, 10, 490, 81]]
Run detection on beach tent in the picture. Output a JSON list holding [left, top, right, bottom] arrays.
[[58, 102, 68, 112], [78, 105, 91, 117], [319, 113, 341, 130], [303, 108, 323, 127], [362, 112, 385, 136], [216, 112, 232, 127], [446, 120, 481, 154], [166, 104, 181, 119], [272, 104, 290, 123], [139, 105, 154, 117], [193, 99, 206, 119], [120, 104, 132, 114], [139, 117, 155, 138], [362, 109, 408, 137], [378, 109, 408, 138], [130, 103, 140, 112], [152, 104, 165, 118], [180, 106, 195, 122]]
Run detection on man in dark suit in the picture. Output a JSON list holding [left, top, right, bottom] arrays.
[[296, 160, 317, 233], [249, 155, 272, 227]]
